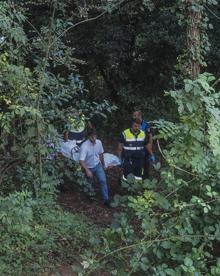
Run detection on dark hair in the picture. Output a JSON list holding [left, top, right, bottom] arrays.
[[87, 128, 97, 137], [133, 108, 142, 115], [131, 118, 141, 125]]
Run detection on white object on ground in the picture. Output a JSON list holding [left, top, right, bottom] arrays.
[[122, 175, 142, 181], [59, 140, 121, 167], [60, 140, 80, 161], [103, 153, 121, 168]]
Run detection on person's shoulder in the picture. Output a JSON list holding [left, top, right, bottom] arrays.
[[123, 127, 129, 131], [80, 139, 89, 148], [123, 128, 130, 134], [140, 129, 146, 136], [142, 119, 150, 125], [142, 120, 150, 129], [96, 139, 104, 149], [96, 139, 102, 145]]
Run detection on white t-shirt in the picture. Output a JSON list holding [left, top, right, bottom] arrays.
[[79, 139, 104, 169]]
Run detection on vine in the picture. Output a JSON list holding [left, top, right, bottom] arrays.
[[174, 0, 217, 79]]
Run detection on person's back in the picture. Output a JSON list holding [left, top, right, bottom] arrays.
[[64, 110, 92, 145]]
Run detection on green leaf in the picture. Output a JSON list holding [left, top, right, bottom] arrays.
[[185, 83, 192, 93], [186, 102, 193, 112], [161, 241, 172, 249], [184, 257, 193, 267], [206, 185, 211, 192]]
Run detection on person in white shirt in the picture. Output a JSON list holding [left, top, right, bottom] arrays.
[[79, 129, 110, 206]]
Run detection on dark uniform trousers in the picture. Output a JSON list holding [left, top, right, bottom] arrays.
[[123, 155, 144, 178], [121, 128, 146, 179]]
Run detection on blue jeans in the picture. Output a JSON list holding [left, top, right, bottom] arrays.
[[90, 163, 109, 201]]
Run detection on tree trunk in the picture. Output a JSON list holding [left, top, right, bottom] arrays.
[[186, 0, 202, 79]]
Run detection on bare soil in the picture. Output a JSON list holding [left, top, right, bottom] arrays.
[[58, 166, 123, 226]]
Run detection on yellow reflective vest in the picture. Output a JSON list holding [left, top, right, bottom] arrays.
[[68, 114, 85, 133], [122, 128, 146, 157]]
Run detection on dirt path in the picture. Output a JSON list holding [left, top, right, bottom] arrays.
[[53, 167, 122, 275], [47, 265, 77, 276], [58, 166, 122, 226]]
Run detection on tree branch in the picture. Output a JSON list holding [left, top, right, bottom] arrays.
[[49, 0, 131, 48]]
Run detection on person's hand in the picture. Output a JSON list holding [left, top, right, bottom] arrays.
[[149, 154, 156, 163], [86, 169, 93, 178]]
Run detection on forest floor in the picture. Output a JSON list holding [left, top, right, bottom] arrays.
[[50, 141, 159, 275], [58, 165, 122, 226], [48, 168, 122, 276], [48, 142, 123, 275], [58, 140, 123, 225]]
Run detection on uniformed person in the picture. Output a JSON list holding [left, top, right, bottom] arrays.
[[117, 118, 150, 180], [133, 109, 155, 178], [64, 109, 92, 146]]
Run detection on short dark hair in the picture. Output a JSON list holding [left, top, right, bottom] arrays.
[[87, 128, 97, 137], [133, 108, 142, 115], [131, 118, 141, 125]]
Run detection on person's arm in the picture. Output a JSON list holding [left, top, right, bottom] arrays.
[[117, 132, 125, 158], [64, 122, 71, 142], [99, 153, 105, 168], [87, 120, 93, 129], [117, 142, 124, 158], [64, 130, 69, 142], [146, 142, 153, 156], [79, 160, 93, 178], [145, 132, 156, 163], [79, 145, 93, 178], [146, 132, 153, 155], [98, 140, 105, 168]]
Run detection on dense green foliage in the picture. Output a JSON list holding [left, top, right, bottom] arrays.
[[0, 191, 101, 275], [80, 73, 220, 275], [15, 0, 220, 121], [0, 0, 220, 274], [0, 1, 107, 273]]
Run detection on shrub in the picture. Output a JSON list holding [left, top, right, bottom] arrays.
[[0, 191, 102, 275], [79, 73, 220, 275]]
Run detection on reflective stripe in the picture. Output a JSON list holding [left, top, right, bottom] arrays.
[[123, 146, 144, 150], [125, 138, 135, 142], [125, 138, 145, 142], [122, 175, 142, 181], [122, 128, 146, 155], [75, 139, 84, 143]]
